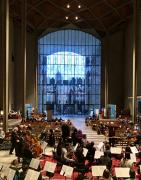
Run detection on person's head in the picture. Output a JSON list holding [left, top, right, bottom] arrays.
[[125, 146, 131, 153], [103, 169, 110, 179], [50, 129, 53, 133], [90, 141, 94, 147], [13, 127, 18, 132], [11, 159, 18, 166], [124, 152, 130, 159], [22, 163, 29, 172], [105, 143, 110, 150]]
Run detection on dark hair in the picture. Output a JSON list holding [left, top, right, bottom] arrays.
[[103, 169, 110, 179], [124, 152, 130, 159], [125, 146, 131, 153], [105, 144, 110, 150], [129, 169, 135, 178]]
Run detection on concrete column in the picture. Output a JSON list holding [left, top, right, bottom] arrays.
[[1, 0, 9, 132], [132, 0, 139, 123], [21, 0, 27, 117], [105, 32, 109, 111]]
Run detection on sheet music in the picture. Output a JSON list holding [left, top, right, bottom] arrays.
[[7, 168, 16, 180], [41, 141, 47, 150], [25, 169, 40, 180], [83, 148, 88, 157], [111, 147, 122, 154], [2, 164, 10, 175], [43, 161, 57, 173], [94, 151, 104, 159], [130, 154, 136, 162], [74, 143, 78, 151], [60, 165, 73, 178], [130, 146, 138, 154], [115, 167, 130, 177], [29, 158, 40, 170], [97, 142, 104, 151], [44, 147, 54, 156], [0, 163, 3, 171], [92, 166, 106, 176]]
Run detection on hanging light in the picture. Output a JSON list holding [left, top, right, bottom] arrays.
[[65, 16, 69, 20], [0, 110, 4, 115], [78, 5, 81, 9], [75, 16, 78, 20], [67, 4, 70, 8]]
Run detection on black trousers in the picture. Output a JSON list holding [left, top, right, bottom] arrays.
[[9, 142, 16, 154]]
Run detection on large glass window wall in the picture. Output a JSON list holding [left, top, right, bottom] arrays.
[[38, 30, 101, 115]]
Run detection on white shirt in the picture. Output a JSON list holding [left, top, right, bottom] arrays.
[[0, 130, 5, 139]]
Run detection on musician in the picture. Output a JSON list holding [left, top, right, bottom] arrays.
[[120, 152, 133, 168], [9, 127, 18, 154], [108, 126, 115, 147], [76, 130, 83, 144], [86, 141, 96, 163], [99, 151, 112, 170], [0, 128, 5, 144], [71, 128, 78, 146], [53, 138, 63, 161], [99, 169, 111, 180], [62, 144, 75, 164], [61, 122, 70, 142], [48, 129, 55, 147], [15, 126, 25, 161]]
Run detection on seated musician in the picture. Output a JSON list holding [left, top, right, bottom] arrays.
[[99, 168, 111, 180], [99, 151, 112, 170], [105, 143, 111, 158], [86, 141, 96, 163], [62, 144, 75, 164], [53, 138, 63, 161], [121, 152, 133, 168]]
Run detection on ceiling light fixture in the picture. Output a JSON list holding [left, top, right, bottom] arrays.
[[67, 4, 70, 8], [65, 16, 69, 20], [75, 16, 78, 20], [78, 5, 81, 8]]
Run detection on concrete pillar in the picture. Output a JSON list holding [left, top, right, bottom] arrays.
[[1, 0, 9, 132], [132, 0, 139, 123], [105, 33, 109, 111], [21, 0, 27, 117]]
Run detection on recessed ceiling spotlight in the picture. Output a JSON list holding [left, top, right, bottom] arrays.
[[78, 5, 81, 8], [75, 16, 78, 20], [67, 4, 70, 8], [65, 16, 69, 20]]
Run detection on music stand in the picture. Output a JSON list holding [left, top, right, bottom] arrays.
[[43, 161, 57, 179], [115, 167, 130, 178], [24, 169, 40, 180], [92, 165, 106, 179], [60, 165, 74, 179], [29, 158, 40, 170]]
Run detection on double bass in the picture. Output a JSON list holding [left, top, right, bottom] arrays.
[[25, 133, 43, 158]]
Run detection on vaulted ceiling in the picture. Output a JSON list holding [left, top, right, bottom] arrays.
[[10, 0, 133, 37]]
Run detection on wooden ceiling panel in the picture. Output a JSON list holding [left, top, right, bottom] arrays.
[[91, 2, 112, 17], [102, 13, 120, 28], [10, 0, 134, 35], [107, 0, 130, 7], [118, 4, 133, 18]]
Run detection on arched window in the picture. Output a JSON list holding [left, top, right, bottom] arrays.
[[38, 29, 101, 115]]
